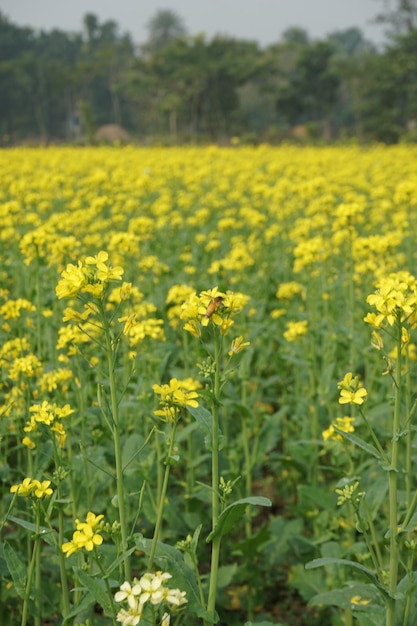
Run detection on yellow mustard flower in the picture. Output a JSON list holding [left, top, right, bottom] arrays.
[[62, 512, 105, 557], [10, 477, 53, 499], [338, 372, 367, 406]]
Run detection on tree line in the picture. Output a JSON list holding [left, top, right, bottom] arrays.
[[1, 5, 417, 145]]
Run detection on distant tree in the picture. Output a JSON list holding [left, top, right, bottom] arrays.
[[83, 13, 99, 46], [0, 12, 40, 139], [374, 0, 417, 34], [76, 14, 135, 132], [326, 28, 376, 139], [327, 27, 375, 57], [281, 27, 309, 46], [129, 34, 259, 139], [275, 41, 340, 136], [145, 9, 187, 53], [361, 29, 417, 141]]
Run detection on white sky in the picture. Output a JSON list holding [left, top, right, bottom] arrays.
[[0, 0, 387, 47]]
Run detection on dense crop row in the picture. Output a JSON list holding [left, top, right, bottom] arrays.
[[1, 145, 417, 626]]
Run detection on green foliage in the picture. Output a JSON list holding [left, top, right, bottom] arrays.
[[2, 7, 417, 143]]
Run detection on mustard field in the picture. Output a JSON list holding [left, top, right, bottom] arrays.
[[2, 144, 417, 626]]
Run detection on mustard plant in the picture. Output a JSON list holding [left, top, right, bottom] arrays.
[[56, 250, 135, 580], [180, 286, 271, 623], [308, 271, 417, 626]]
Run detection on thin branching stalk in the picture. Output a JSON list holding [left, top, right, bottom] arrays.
[[206, 331, 222, 622], [148, 421, 178, 571], [386, 317, 402, 626], [21, 502, 41, 626], [100, 302, 130, 581]]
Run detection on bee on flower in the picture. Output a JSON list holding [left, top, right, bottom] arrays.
[[180, 286, 249, 337]]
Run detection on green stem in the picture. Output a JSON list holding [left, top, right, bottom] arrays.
[[35, 259, 42, 358], [102, 304, 130, 581], [404, 350, 411, 511], [76, 354, 91, 511], [148, 422, 177, 571], [21, 502, 41, 626], [56, 484, 71, 617], [386, 319, 402, 626], [240, 361, 254, 622], [402, 545, 416, 626], [206, 332, 221, 622], [347, 226, 356, 372]]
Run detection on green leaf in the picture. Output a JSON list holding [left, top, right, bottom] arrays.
[[187, 404, 224, 450], [309, 585, 377, 610], [297, 485, 337, 512], [62, 589, 95, 624], [305, 557, 391, 599], [73, 566, 115, 617], [8, 515, 57, 546], [4, 542, 28, 600], [236, 524, 270, 559], [122, 432, 146, 473], [102, 546, 136, 578], [206, 497, 271, 543], [333, 429, 383, 460], [135, 535, 216, 623]]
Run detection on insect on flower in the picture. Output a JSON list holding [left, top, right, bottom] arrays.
[[205, 296, 224, 318]]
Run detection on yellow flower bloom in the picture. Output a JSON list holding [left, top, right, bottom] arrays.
[[62, 512, 105, 557], [10, 477, 53, 498], [323, 417, 355, 442], [10, 477, 33, 497], [153, 378, 199, 412], [56, 261, 87, 299], [228, 336, 250, 356], [339, 387, 367, 405], [31, 480, 53, 498], [338, 372, 367, 405], [180, 287, 248, 337], [350, 595, 371, 606], [283, 320, 308, 342]]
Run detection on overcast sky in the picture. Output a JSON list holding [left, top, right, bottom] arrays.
[[0, 0, 387, 47]]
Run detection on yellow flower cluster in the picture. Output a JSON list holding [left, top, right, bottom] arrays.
[[283, 320, 308, 342], [62, 512, 105, 557], [153, 378, 200, 422], [23, 401, 74, 449], [10, 477, 53, 499], [180, 286, 249, 338], [338, 373, 367, 406], [322, 416, 356, 442], [56, 250, 124, 300], [365, 271, 417, 329]]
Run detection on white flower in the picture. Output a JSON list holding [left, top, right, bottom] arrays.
[[139, 572, 166, 605], [115, 580, 142, 609], [161, 612, 170, 626], [116, 607, 142, 626], [163, 587, 188, 606]]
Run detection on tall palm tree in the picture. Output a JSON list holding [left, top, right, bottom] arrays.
[[146, 9, 187, 53]]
